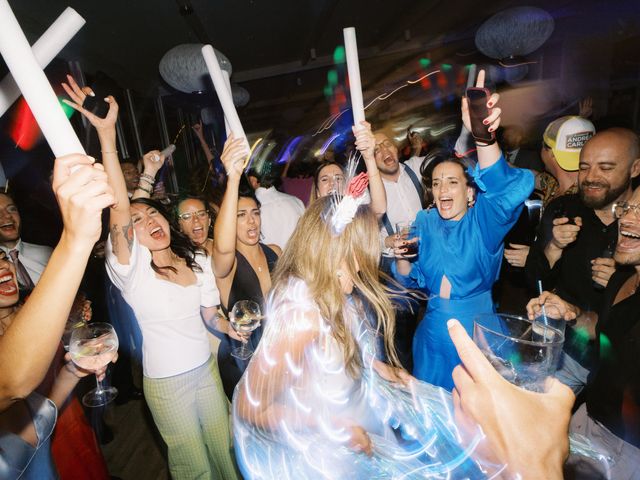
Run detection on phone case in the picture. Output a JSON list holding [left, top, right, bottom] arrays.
[[466, 87, 494, 143]]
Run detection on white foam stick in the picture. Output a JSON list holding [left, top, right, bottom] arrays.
[[343, 27, 365, 126], [0, 7, 85, 117], [0, 0, 84, 157], [201, 45, 247, 149], [221, 70, 232, 137], [151, 144, 176, 163]]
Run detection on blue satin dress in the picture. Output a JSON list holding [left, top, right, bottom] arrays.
[[394, 157, 534, 390]]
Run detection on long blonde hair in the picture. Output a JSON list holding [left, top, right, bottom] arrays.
[[272, 196, 401, 377]]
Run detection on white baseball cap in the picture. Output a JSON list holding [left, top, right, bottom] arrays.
[[543, 116, 595, 171]]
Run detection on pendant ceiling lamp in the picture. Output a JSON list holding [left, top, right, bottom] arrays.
[[475, 6, 554, 61]]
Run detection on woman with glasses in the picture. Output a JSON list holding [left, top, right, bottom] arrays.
[[178, 197, 214, 256]]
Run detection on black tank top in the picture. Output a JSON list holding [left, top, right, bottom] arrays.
[[218, 243, 278, 399], [226, 243, 278, 310]]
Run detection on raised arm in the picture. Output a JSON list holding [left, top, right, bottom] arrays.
[[192, 120, 215, 164], [353, 121, 386, 218], [0, 155, 114, 410], [62, 75, 133, 266], [461, 69, 502, 170], [212, 135, 249, 278], [132, 149, 167, 200]]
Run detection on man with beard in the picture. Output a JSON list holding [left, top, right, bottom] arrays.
[[525, 128, 640, 391], [374, 130, 426, 252], [373, 130, 427, 370], [526, 186, 640, 479]]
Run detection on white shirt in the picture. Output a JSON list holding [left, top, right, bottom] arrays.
[[105, 232, 219, 378], [0, 239, 52, 285], [256, 186, 305, 250], [380, 156, 426, 240]]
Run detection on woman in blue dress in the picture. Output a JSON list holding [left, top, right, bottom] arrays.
[[393, 71, 534, 390]]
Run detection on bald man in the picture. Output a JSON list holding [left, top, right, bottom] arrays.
[[525, 128, 640, 392]]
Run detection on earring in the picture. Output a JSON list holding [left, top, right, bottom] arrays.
[[467, 197, 473, 207], [337, 271, 343, 278]]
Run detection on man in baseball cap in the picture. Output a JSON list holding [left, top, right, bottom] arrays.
[[544, 116, 596, 171], [538, 116, 596, 206]]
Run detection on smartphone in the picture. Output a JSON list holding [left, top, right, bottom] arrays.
[[466, 87, 494, 143], [81, 87, 110, 119], [552, 206, 575, 225]]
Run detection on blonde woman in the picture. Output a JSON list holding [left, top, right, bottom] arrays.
[[232, 194, 577, 479], [233, 196, 492, 477]]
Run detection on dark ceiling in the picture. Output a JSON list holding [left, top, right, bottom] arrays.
[[6, 0, 640, 135]]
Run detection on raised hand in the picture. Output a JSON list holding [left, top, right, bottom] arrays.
[[52, 154, 115, 248], [461, 69, 501, 138], [192, 120, 204, 138], [221, 134, 249, 181], [61, 75, 118, 132], [352, 120, 375, 162], [579, 97, 593, 119], [408, 131, 424, 156], [142, 149, 166, 177]]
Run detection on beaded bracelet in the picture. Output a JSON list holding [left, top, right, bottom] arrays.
[[136, 184, 153, 194], [139, 173, 156, 183]]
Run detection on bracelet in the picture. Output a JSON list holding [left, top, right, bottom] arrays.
[[101, 150, 118, 154], [136, 184, 153, 194], [140, 173, 156, 183]]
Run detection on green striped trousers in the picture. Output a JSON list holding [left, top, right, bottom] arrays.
[[143, 356, 241, 480]]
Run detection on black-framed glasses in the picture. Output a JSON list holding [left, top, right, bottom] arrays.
[[178, 210, 209, 222], [612, 202, 640, 219]]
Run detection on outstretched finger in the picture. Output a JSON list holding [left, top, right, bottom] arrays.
[[61, 82, 85, 107], [81, 86, 95, 97], [448, 319, 493, 381], [61, 97, 87, 115], [65, 74, 84, 95], [475, 69, 485, 88]]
